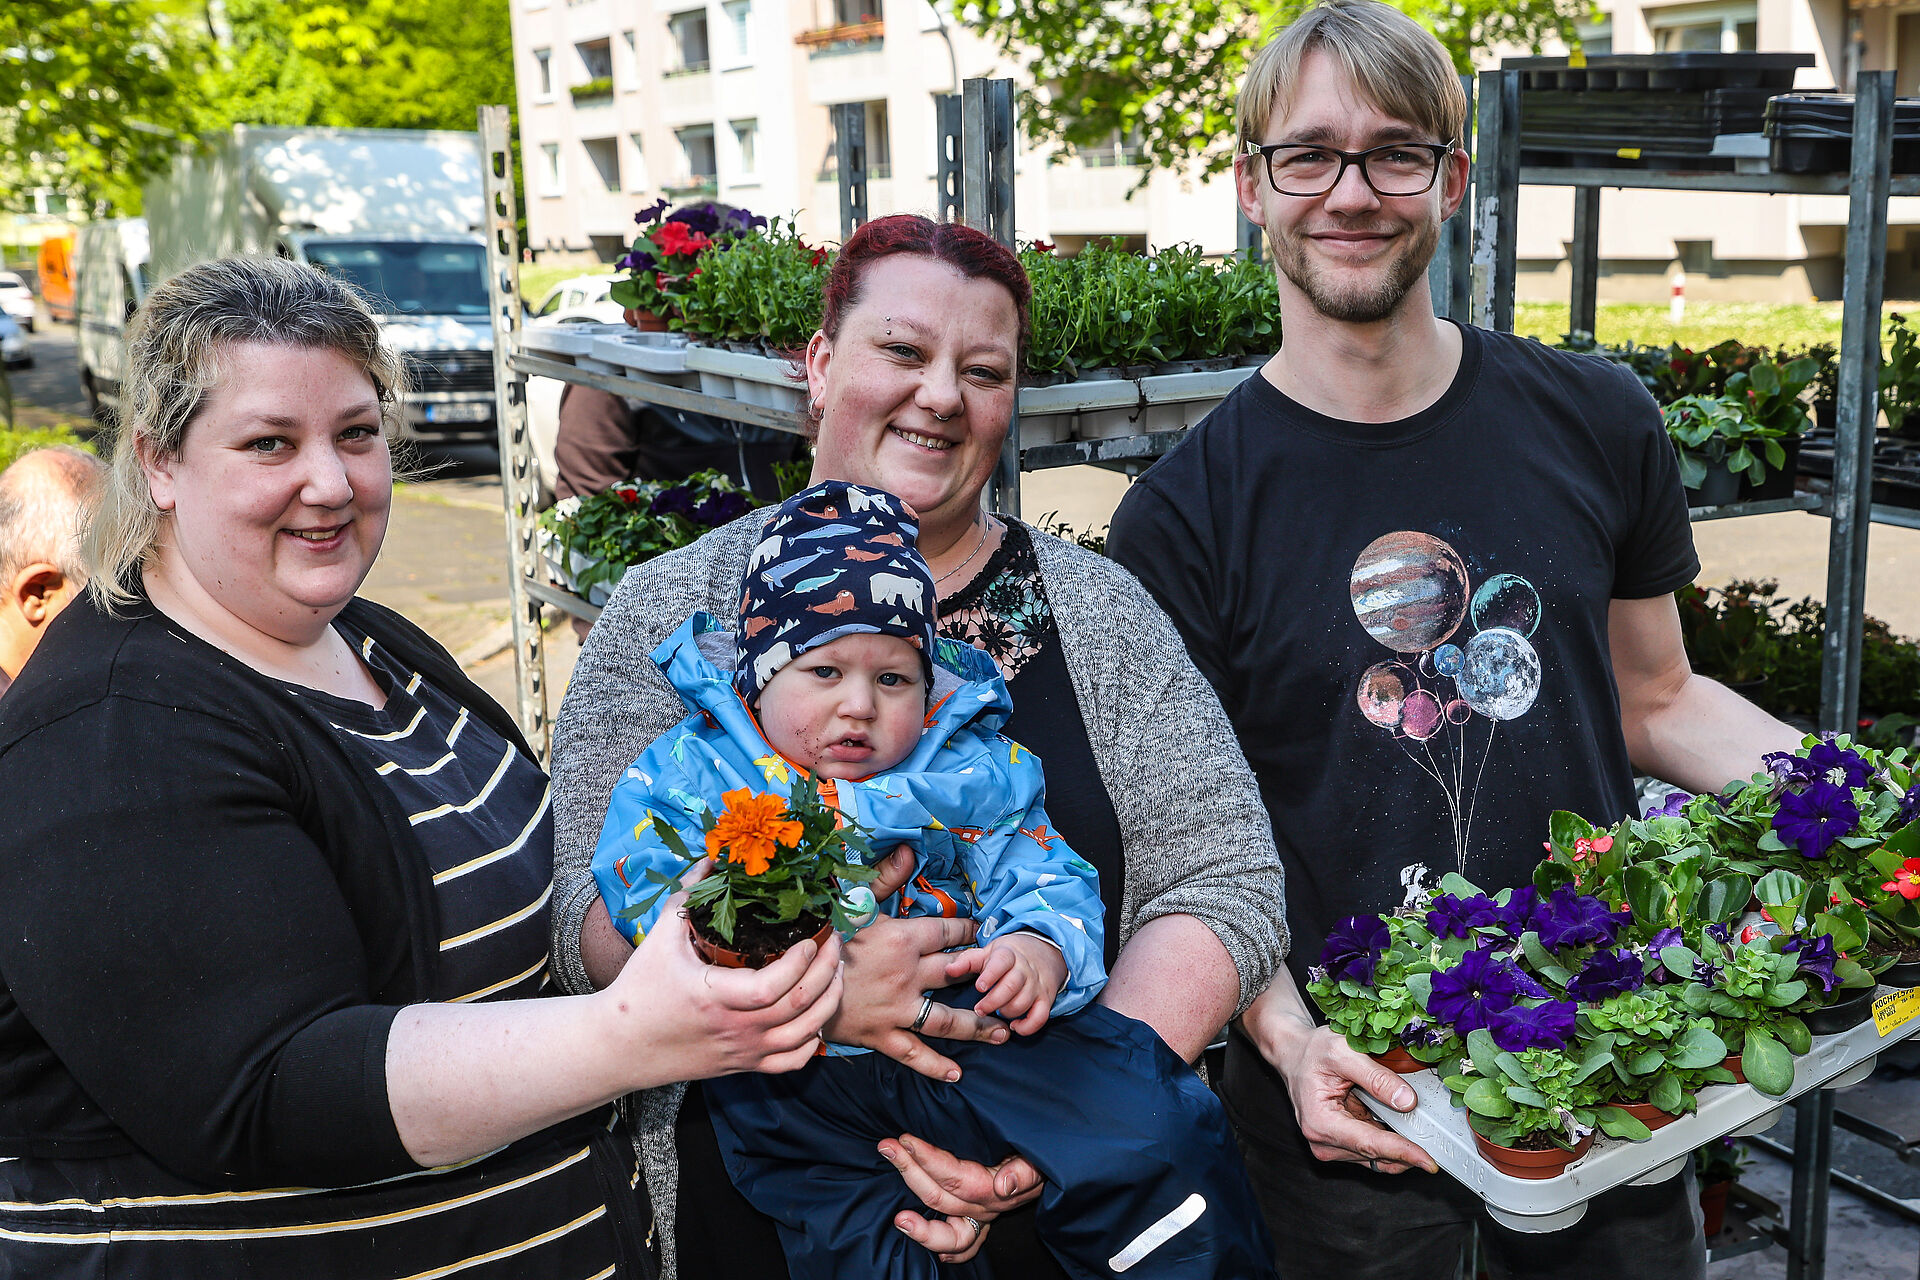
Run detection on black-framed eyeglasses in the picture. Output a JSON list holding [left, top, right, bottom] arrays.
[[1243, 139, 1454, 197]]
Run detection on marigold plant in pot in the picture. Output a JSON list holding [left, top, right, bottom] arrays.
[[621, 776, 879, 968]]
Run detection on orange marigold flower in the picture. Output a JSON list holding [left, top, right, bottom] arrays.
[[707, 788, 802, 876]]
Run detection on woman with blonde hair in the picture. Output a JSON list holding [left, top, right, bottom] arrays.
[[0, 256, 841, 1278]]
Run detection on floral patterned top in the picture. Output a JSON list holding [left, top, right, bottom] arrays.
[[937, 519, 1054, 681]]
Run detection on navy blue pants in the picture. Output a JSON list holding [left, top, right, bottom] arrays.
[[706, 998, 1277, 1280]]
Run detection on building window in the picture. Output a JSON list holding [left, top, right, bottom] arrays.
[[832, 0, 876, 24], [539, 142, 563, 195], [724, 0, 752, 58], [582, 137, 621, 193], [577, 37, 613, 80], [524, 0, 548, 11], [1648, 3, 1757, 53], [627, 134, 650, 190], [1575, 19, 1612, 56], [675, 125, 718, 192], [533, 48, 553, 97], [1079, 127, 1143, 168], [731, 119, 759, 179], [669, 10, 712, 74]]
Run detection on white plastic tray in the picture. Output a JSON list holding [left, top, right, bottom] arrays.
[[681, 344, 807, 411], [522, 321, 632, 359], [1359, 986, 1920, 1232], [589, 330, 692, 375]]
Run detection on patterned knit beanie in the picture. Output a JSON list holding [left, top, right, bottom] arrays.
[[734, 480, 939, 703]]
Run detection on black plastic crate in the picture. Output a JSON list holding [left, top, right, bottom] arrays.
[[1504, 52, 1813, 93], [1764, 92, 1920, 172]]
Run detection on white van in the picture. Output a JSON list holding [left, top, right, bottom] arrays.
[[73, 219, 149, 423]]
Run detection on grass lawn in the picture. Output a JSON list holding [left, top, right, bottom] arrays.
[[1512, 300, 1920, 353]]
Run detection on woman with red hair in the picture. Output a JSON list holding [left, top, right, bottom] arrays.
[[549, 215, 1287, 1276]]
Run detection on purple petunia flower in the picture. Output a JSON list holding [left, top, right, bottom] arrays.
[[1399, 1018, 1449, 1049], [1772, 780, 1860, 858], [1492, 886, 1542, 936], [1707, 921, 1734, 945], [1784, 934, 1841, 992], [691, 490, 754, 527], [1807, 740, 1874, 791], [1765, 751, 1816, 785], [1644, 790, 1694, 820], [1896, 783, 1920, 828], [635, 197, 671, 225], [1428, 948, 1546, 1033], [1320, 914, 1391, 985], [651, 484, 698, 520], [722, 206, 769, 233], [616, 245, 657, 274], [1486, 1000, 1578, 1052], [1567, 947, 1647, 1002], [668, 203, 725, 236], [1534, 884, 1631, 951], [1643, 926, 1685, 983], [1426, 892, 1503, 939]]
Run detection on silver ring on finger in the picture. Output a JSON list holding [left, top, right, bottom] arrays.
[[1366, 1156, 1379, 1173], [963, 1215, 983, 1240], [911, 994, 935, 1032]]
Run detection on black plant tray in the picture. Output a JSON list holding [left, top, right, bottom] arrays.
[[1798, 433, 1920, 507], [1505, 53, 1813, 93], [1520, 147, 1739, 171], [1764, 93, 1920, 172]]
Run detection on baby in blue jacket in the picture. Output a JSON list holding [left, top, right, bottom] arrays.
[[592, 481, 1273, 1280]]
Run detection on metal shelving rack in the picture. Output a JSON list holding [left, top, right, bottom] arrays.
[[1470, 67, 1906, 1280]]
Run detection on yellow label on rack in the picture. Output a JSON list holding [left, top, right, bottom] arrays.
[[1617, 148, 1642, 159], [1569, 49, 1587, 68], [1873, 987, 1920, 1036]]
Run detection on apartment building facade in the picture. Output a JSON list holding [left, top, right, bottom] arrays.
[[507, 0, 1243, 264]]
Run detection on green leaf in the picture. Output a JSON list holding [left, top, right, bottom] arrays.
[[1627, 1046, 1666, 1075], [1495, 1051, 1533, 1087], [1742, 1027, 1796, 1097], [1660, 943, 1701, 976], [1463, 1076, 1515, 1118], [1698, 875, 1752, 924], [1594, 1106, 1652, 1142], [1757, 869, 1809, 913], [1775, 1015, 1812, 1054], [1650, 1072, 1685, 1113], [1466, 1027, 1501, 1079], [1669, 1023, 1728, 1070], [1548, 811, 1596, 850]]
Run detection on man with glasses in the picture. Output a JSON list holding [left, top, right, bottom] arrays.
[[1109, 1, 1798, 1276]]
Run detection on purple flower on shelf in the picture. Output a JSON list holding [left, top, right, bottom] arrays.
[[1643, 926, 1685, 983], [1706, 921, 1734, 945], [1807, 740, 1874, 791], [1426, 892, 1502, 939], [1428, 947, 1546, 1033], [1567, 947, 1647, 1002], [635, 197, 671, 225], [1486, 1000, 1578, 1053], [650, 484, 698, 520], [1399, 1018, 1449, 1049], [1643, 789, 1694, 820], [1783, 934, 1841, 992], [1772, 780, 1860, 858], [691, 490, 754, 527], [1534, 884, 1632, 951], [1692, 955, 1724, 986], [722, 206, 769, 233], [1896, 782, 1920, 828], [1320, 914, 1391, 985], [668, 202, 726, 236], [616, 247, 657, 274]]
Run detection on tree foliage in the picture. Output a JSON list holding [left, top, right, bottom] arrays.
[[956, 0, 1592, 179]]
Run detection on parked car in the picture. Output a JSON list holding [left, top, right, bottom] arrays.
[[529, 274, 623, 325], [0, 273, 35, 331], [0, 313, 31, 368]]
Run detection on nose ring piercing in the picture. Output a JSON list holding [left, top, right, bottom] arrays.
[[933, 411, 955, 422]]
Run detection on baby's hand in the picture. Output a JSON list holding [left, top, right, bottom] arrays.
[[943, 933, 1067, 1036]]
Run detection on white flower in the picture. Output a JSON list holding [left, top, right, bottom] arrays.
[[553, 495, 583, 519]]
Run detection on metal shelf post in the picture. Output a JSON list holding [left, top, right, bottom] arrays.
[[959, 77, 1021, 519], [478, 104, 548, 760], [832, 102, 869, 240]]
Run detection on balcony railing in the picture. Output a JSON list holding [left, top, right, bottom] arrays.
[[1081, 146, 1143, 168], [795, 19, 883, 50], [664, 177, 720, 198], [664, 60, 712, 78], [816, 162, 890, 181]]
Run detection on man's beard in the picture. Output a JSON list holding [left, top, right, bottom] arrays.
[[1271, 213, 1440, 325]]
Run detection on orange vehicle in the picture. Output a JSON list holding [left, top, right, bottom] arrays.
[[37, 234, 74, 324]]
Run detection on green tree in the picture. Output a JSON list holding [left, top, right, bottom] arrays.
[[956, 0, 1592, 180]]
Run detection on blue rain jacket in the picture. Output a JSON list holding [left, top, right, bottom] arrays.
[[591, 612, 1106, 1018]]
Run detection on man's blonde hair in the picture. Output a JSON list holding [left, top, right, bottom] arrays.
[[1237, 0, 1467, 154]]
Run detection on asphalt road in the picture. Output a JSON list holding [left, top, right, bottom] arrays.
[[10, 319, 89, 417]]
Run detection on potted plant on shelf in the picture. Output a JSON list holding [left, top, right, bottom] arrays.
[[1576, 984, 1732, 1130], [537, 470, 759, 604], [1694, 1137, 1750, 1237], [1440, 1027, 1649, 1179], [610, 199, 769, 330], [671, 215, 830, 353], [621, 776, 879, 968], [1675, 581, 1786, 698]]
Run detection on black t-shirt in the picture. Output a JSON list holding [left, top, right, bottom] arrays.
[[1108, 322, 1699, 991]]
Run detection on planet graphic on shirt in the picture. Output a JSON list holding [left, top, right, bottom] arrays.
[[1400, 690, 1444, 741], [1349, 531, 1470, 653], [1470, 573, 1542, 638], [1356, 662, 1409, 730], [1433, 643, 1465, 676], [1455, 627, 1542, 721]]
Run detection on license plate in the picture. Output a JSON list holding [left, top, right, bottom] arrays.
[[424, 401, 491, 424]]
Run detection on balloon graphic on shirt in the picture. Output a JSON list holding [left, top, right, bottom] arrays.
[[1349, 532, 1470, 654], [1470, 574, 1542, 638], [1356, 662, 1410, 730], [1433, 643, 1465, 676], [1401, 690, 1444, 741], [1455, 627, 1542, 721], [1445, 698, 1473, 726]]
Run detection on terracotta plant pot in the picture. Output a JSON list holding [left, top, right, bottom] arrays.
[[690, 917, 832, 970], [1471, 1130, 1594, 1180], [1371, 1046, 1425, 1074], [1700, 1179, 1732, 1238], [1802, 987, 1877, 1036], [1723, 1054, 1747, 1084], [625, 307, 670, 332], [1611, 1100, 1681, 1131]]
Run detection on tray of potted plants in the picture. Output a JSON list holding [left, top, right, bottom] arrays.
[[537, 469, 762, 606], [1325, 734, 1920, 1231]]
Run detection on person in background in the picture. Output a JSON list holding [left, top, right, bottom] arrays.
[[552, 385, 806, 504], [0, 445, 104, 697]]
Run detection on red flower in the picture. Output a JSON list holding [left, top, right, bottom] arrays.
[[1882, 857, 1920, 901], [616, 488, 640, 504], [652, 222, 712, 256], [1031, 240, 1056, 254]]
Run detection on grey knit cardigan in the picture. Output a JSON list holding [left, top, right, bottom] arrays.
[[548, 512, 1287, 1276]]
